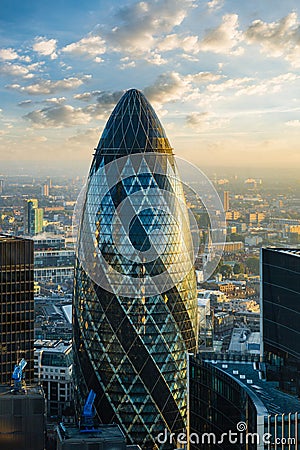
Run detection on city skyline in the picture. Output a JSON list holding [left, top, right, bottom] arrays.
[[1, 0, 300, 171]]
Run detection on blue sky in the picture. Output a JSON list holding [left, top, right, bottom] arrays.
[[1, 0, 300, 171]]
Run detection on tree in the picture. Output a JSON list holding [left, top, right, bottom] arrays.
[[245, 257, 260, 275], [233, 262, 245, 274], [219, 264, 233, 278]]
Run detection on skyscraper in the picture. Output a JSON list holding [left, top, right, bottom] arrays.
[[261, 248, 300, 396], [73, 89, 198, 449], [223, 190, 229, 212], [24, 199, 44, 235], [0, 235, 34, 383]]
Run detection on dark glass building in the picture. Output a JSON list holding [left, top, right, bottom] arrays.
[[0, 235, 34, 383], [189, 354, 300, 450], [261, 248, 300, 396], [73, 89, 198, 449]]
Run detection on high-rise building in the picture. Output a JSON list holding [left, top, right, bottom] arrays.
[[261, 248, 300, 396], [24, 199, 44, 235], [42, 183, 49, 197], [0, 178, 4, 195], [73, 89, 198, 449], [0, 235, 34, 383], [223, 190, 229, 212], [34, 339, 73, 417]]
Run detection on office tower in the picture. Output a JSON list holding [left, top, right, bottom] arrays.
[[0, 178, 4, 195], [261, 248, 300, 396], [42, 183, 49, 197], [73, 89, 198, 449], [0, 235, 34, 383], [0, 385, 45, 450], [223, 190, 229, 212], [34, 339, 73, 416], [24, 199, 44, 236]]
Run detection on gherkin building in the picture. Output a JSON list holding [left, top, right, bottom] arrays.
[[73, 89, 198, 449]]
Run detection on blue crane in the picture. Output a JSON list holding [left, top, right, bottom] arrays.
[[80, 389, 100, 432], [12, 359, 27, 392]]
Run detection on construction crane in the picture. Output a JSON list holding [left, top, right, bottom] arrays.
[[12, 359, 27, 392], [80, 389, 101, 433]]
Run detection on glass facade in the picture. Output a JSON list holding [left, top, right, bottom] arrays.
[[73, 89, 197, 449], [262, 248, 300, 396], [0, 235, 34, 383]]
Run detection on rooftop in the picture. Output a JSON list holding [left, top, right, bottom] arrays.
[[266, 247, 300, 257], [34, 339, 71, 353], [57, 423, 125, 443], [207, 360, 300, 415]]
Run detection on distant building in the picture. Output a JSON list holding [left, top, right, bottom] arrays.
[[0, 178, 4, 194], [247, 212, 265, 224], [34, 249, 75, 283], [34, 339, 73, 417], [42, 183, 49, 197], [32, 233, 66, 250], [225, 210, 241, 220], [223, 190, 229, 212], [261, 248, 300, 396], [0, 384, 45, 450], [24, 199, 44, 235], [0, 235, 34, 383]]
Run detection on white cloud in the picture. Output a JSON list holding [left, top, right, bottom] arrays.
[[207, 0, 224, 10], [62, 35, 106, 62], [286, 120, 300, 127], [187, 71, 224, 83], [24, 104, 92, 128], [157, 33, 200, 54], [0, 62, 34, 79], [33, 37, 57, 59], [105, 0, 195, 55], [245, 13, 300, 67], [186, 111, 229, 131], [0, 48, 19, 60], [200, 14, 244, 55], [6, 75, 92, 95], [235, 73, 299, 97], [144, 72, 191, 104], [206, 77, 253, 93]]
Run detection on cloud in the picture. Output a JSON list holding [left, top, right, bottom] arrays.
[[244, 13, 300, 67], [206, 77, 253, 93], [200, 14, 244, 55], [74, 90, 124, 106], [33, 37, 57, 59], [24, 104, 92, 128], [144, 72, 191, 104], [0, 48, 19, 60], [235, 73, 299, 96], [62, 35, 106, 62], [187, 71, 224, 83], [6, 75, 91, 95], [157, 33, 200, 54], [286, 120, 300, 127], [186, 111, 229, 131], [24, 90, 124, 128], [105, 0, 195, 54], [0, 62, 34, 79], [207, 0, 224, 10]]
